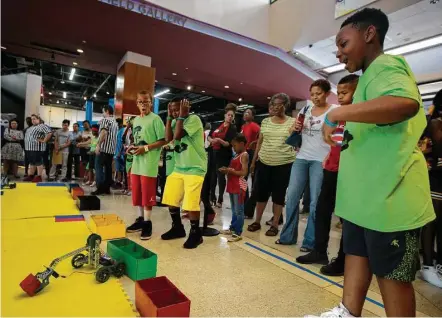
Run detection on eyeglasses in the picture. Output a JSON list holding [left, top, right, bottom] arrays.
[[137, 100, 151, 105], [270, 102, 285, 107]]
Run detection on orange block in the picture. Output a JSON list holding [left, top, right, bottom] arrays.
[[71, 187, 84, 200]]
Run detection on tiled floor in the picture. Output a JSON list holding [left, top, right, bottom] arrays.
[[79, 186, 442, 317]]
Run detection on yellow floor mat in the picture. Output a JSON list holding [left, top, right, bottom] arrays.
[[1, 183, 79, 220], [1, 185, 136, 317]]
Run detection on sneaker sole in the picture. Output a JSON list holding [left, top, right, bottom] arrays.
[[140, 235, 152, 240], [161, 234, 186, 241], [320, 270, 344, 276], [126, 229, 142, 233], [297, 259, 329, 265], [183, 238, 203, 249]]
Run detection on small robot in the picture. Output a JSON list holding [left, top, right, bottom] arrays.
[[20, 234, 125, 296]]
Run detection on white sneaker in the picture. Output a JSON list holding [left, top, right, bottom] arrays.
[[90, 181, 96, 187], [228, 234, 242, 242], [420, 265, 442, 288], [306, 303, 354, 318], [220, 229, 233, 235]]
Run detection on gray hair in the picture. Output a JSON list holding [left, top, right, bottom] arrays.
[[270, 93, 290, 108]]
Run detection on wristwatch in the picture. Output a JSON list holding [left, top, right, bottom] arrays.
[[144, 145, 149, 152]]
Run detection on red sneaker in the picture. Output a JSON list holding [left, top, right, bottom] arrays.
[[32, 176, 42, 183], [207, 213, 216, 225]]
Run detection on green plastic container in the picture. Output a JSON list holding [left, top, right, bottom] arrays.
[[107, 238, 157, 281]]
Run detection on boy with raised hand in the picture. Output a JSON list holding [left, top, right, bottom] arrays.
[[126, 91, 166, 240], [311, 8, 435, 317], [161, 98, 207, 249]]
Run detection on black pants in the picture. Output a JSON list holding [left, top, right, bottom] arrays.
[[315, 169, 344, 261], [98, 153, 113, 192], [24, 150, 29, 175], [67, 153, 80, 179], [207, 148, 217, 202], [214, 151, 231, 204], [201, 149, 215, 213], [43, 147, 51, 177], [244, 149, 257, 218]]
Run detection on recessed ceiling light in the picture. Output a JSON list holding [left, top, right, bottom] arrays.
[[94, 94, 97, 98], [172, 73, 177, 76], [49, 92, 52, 95], [240, 82, 243, 85], [56, 100, 60, 104], [238, 98, 243, 102], [83, 96, 87, 100], [82, 40, 87, 44], [73, 62, 78, 66], [77, 49, 84, 53], [185, 67, 189, 70], [201, 90, 206, 93], [267, 96, 271, 100], [187, 85, 192, 91], [60, 80, 65, 84], [106, 91, 110, 95], [68, 102, 71, 104], [224, 85, 230, 89], [1, 46, 6, 50], [155, 80, 158, 83]]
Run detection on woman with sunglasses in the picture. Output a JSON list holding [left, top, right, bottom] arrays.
[[247, 93, 296, 236]]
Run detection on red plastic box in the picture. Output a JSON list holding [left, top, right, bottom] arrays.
[[20, 274, 41, 297], [71, 187, 84, 200], [135, 276, 190, 317]]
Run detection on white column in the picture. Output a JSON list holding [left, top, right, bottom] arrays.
[[25, 74, 42, 118]]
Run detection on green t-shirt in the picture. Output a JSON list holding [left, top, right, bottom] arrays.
[[131, 113, 165, 177], [336, 54, 435, 232], [90, 136, 99, 152], [171, 115, 207, 177]]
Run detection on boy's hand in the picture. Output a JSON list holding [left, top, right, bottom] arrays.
[[179, 99, 190, 117], [322, 110, 338, 146], [133, 146, 146, 155], [167, 103, 173, 117]]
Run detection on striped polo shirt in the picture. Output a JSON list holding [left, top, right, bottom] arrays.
[[98, 116, 118, 154], [24, 124, 52, 151], [258, 116, 296, 166]]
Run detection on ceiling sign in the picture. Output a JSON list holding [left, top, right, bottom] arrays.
[[98, 0, 187, 27], [335, 0, 378, 19]]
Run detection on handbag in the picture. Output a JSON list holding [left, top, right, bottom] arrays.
[[285, 106, 310, 148]]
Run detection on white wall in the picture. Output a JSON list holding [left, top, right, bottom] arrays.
[[269, 0, 422, 51], [147, 0, 270, 43], [38, 105, 102, 128], [25, 74, 42, 117], [1, 73, 27, 99]]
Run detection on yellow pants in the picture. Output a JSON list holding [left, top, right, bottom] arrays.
[[162, 172, 204, 211]]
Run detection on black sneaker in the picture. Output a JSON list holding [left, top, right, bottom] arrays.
[[140, 221, 152, 240], [296, 250, 329, 265], [47, 178, 56, 182], [183, 228, 203, 249], [126, 217, 144, 233], [320, 258, 345, 276], [61, 178, 69, 182], [161, 223, 186, 240]]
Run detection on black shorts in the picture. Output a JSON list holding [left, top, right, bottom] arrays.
[[27, 150, 45, 166], [430, 169, 442, 194], [343, 220, 420, 283], [254, 161, 292, 206]]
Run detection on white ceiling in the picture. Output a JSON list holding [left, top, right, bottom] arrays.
[[295, 0, 442, 70]]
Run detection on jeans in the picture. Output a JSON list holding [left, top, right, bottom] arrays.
[[95, 153, 113, 192], [229, 193, 245, 235], [279, 159, 324, 249]]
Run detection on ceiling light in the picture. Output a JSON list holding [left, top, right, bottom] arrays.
[[155, 80, 158, 83], [56, 100, 60, 104], [82, 40, 87, 44], [77, 49, 84, 53], [73, 62, 78, 66], [238, 98, 243, 102], [68, 102, 71, 104], [187, 85, 192, 91], [69, 68, 76, 80], [49, 92, 53, 95], [83, 96, 87, 100], [201, 90, 206, 93], [422, 94, 436, 100], [63, 92, 67, 99], [185, 67, 189, 70], [154, 89, 170, 98], [224, 85, 230, 89], [1, 46, 6, 50], [106, 91, 110, 95], [94, 94, 97, 98], [61, 80, 65, 84], [323, 35, 442, 74], [387, 34, 442, 55], [267, 97, 271, 100], [172, 73, 177, 76], [240, 82, 243, 85]]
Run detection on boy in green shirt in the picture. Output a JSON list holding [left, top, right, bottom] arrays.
[[161, 97, 208, 249], [126, 91, 166, 240], [312, 8, 435, 317]]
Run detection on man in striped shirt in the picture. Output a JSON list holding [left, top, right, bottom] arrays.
[[23, 114, 53, 182], [92, 105, 118, 195]]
